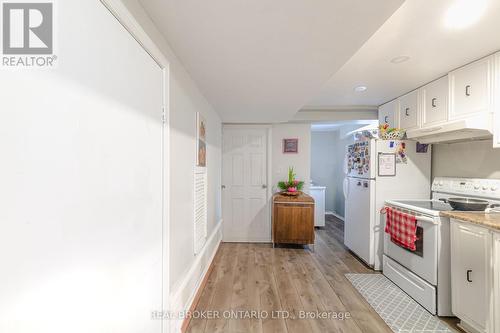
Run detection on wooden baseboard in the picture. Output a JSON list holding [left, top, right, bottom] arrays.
[[180, 243, 221, 333]]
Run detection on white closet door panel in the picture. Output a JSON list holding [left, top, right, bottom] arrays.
[[222, 127, 269, 242]]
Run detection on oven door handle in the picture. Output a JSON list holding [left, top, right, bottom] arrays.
[[416, 216, 437, 224]]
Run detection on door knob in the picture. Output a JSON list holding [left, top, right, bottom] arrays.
[[262, 184, 267, 189], [221, 185, 226, 189]]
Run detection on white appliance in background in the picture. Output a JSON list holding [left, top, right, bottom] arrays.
[[384, 177, 500, 316], [343, 140, 431, 270], [309, 186, 326, 227]]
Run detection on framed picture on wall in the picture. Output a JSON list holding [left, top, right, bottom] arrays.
[[283, 138, 298, 153], [196, 112, 207, 167]]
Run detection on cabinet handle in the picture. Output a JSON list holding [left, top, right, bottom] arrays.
[[384, 116, 389, 124], [465, 85, 471, 97], [431, 98, 437, 108], [405, 108, 410, 116], [466, 269, 472, 282]]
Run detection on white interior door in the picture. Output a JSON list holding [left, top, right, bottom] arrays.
[[0, 1, 164, 332], [222, 127, 270, 242]]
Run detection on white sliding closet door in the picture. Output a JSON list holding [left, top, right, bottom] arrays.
[[0, 1, 164, 332]]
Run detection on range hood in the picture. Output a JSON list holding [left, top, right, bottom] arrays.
[[406, 114, 493, 144]]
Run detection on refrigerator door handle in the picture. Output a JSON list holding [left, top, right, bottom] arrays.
[[343, 178, 349, 199]]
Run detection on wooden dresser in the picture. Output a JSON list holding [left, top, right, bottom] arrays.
[[272, 192, 315, 247]]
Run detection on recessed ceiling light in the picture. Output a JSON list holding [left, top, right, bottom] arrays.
[[444, 0, 488, 30], [354, 85, 367, 92], [391, 55, 410, 64]]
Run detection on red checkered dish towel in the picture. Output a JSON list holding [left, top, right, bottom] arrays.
[[383, 207, 418, 251]]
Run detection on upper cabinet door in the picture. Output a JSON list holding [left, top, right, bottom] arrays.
[[450, 55, 493, 120], [378, 100, 399, 128], [421, 76, 448, 127], [398, 90, 419, 130], [494, 53, 500, 148]]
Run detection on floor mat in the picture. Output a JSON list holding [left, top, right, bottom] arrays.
[[345, 273, 452, 333]]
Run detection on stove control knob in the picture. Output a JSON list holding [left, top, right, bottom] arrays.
[[483, 186, 488, 191], [439, 181, 444, 186], [492, 186, 498, 192], [474, 185, 480, 190]]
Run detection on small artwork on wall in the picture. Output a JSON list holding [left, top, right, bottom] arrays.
[[196, 112, 207, 167], [283, 138, 298, 154]]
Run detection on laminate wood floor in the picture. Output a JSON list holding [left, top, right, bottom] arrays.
[[187, 215, 460, 333]]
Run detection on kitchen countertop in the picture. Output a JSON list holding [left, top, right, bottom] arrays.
[[441, 211, 500, 231]]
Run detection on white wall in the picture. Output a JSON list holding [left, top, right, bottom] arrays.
[[432, 140, 500, 179], [331, 127, 357, 217], [310, 126, 358, 218], [0, 1, 164, 332], [271, 124, 311, 192], [311, 131, 336, 212], [121, 1, 223, 332]]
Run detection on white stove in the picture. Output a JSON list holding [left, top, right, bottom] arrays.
[[383, 177, 500, 317]]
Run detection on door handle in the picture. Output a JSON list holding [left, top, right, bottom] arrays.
[[343, 178, 349, 199], [465, 85, 471, 96], [431, 98, 437, 108], [466, 269, 472, 282]]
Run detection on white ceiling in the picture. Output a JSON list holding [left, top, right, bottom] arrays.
[[307, 0, 500, 108], [139, 0, 403, 122]]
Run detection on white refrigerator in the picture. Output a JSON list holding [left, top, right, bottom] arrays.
[[343, 140, 431, 270]]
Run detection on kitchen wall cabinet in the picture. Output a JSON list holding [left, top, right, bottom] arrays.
[[378, 99, 399, 129], [421, 76, 448, 127], [449, 55, 494, 121], [494, 53, 500, 148], [382, 52, 499, 147], [398, 90, 419, 130]]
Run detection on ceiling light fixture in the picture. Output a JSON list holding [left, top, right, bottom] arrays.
[[390, 55, 410, 64], [354, 85, 367, 92], [444, 0, 488, 30]]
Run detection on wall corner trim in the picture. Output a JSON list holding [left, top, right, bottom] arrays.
[[170, 220, 223, 333]]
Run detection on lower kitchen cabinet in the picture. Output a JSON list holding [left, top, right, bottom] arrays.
[[451, 221, 492, 333], [451, 219, 496, 333], [494, 233, 500, 333]]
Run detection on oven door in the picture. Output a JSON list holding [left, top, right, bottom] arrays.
[[383, 208, 438, 285]]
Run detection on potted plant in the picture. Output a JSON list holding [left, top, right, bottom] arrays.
[[278, 167, 304, 196]]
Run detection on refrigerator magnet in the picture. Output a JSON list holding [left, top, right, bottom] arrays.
[[378, 153, 396, 177]]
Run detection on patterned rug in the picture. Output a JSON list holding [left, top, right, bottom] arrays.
[[345, 274, 452, 333]]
